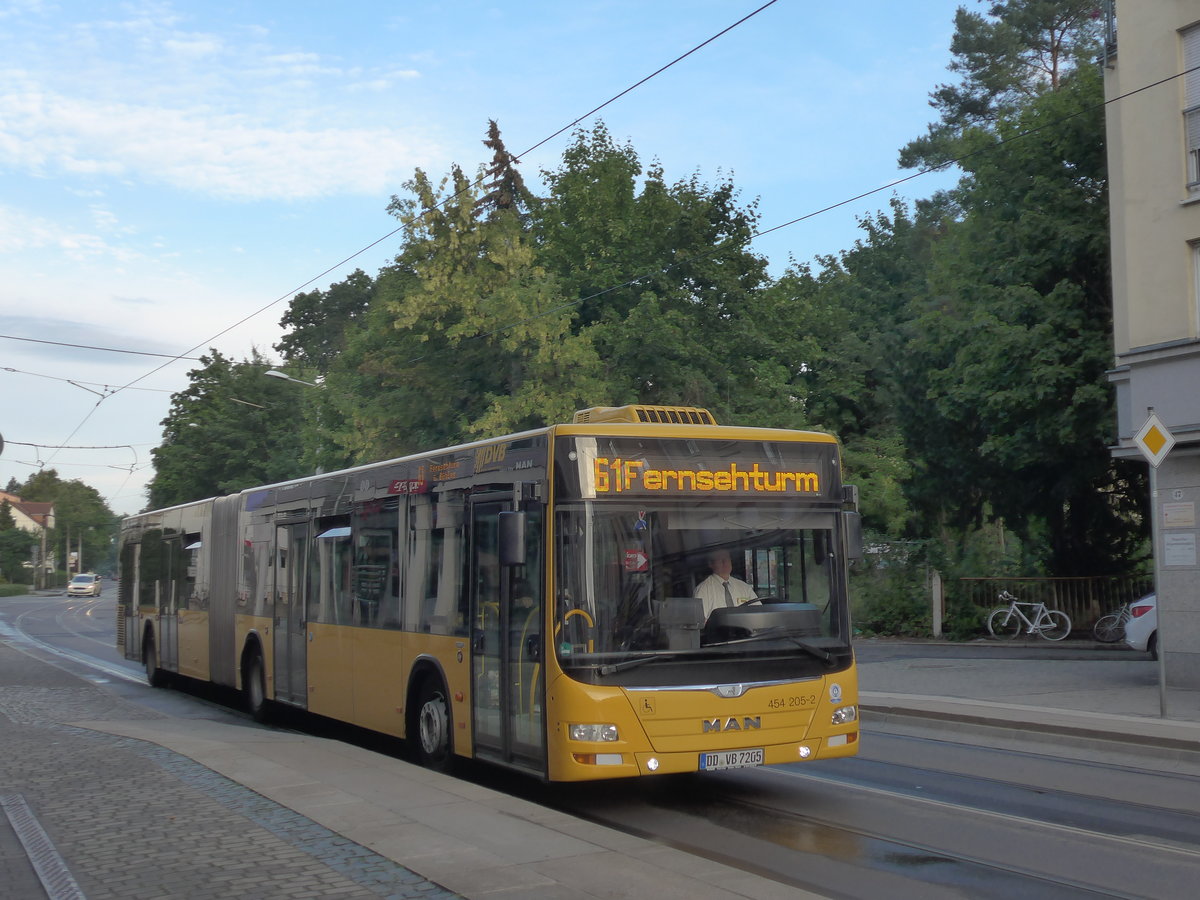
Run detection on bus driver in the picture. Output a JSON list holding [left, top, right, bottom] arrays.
[[695, 549, 757, 619]]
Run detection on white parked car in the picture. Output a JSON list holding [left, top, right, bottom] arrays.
[[1124, 594, 1157, 659], [67, 573, 102, 597]]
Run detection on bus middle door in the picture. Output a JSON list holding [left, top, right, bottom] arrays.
[[158, 538, 180, 673], [272, 523, 309, 707]]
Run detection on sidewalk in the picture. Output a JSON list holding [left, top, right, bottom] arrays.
[[857, 638, 1200, 759], [0, 638, 816, 900]]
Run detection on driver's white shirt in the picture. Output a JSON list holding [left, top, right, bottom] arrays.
[[695, 575, 757, 619]]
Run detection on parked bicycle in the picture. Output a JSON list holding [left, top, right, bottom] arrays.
[[1091, 604, 1132, 643], [986, 590, 1072, 641]]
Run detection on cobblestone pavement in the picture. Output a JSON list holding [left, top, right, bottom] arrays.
[[0, 642, 459, 900]]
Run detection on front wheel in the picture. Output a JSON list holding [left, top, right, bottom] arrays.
[[413, 678, 453, 773], [1092, 614, 1124, 643], [987, 607, 1021, 639], [1038, 610, 1072, 641]]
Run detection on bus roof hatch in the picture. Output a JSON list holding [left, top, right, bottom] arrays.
[[572, 405, 717, 426]]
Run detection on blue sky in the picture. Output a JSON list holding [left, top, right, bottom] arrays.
[[0, 0, 963, 515]]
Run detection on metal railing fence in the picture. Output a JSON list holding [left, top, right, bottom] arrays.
[[957, 575, 1153, 632]]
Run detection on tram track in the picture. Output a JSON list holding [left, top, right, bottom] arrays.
[[529, 770, 1111, 899], [3, 596, 146, 685], [516, 735, 1200, 900]]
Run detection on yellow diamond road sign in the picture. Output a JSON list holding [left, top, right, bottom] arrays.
[[1134, 412, 1175, 468]]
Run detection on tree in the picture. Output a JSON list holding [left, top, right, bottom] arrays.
[[757, 199, 945, 536], [281, 121, 779, 464], [0, 500, 31, 583], [148, 349, 308, 508], [475, 118, 534, 216], [305, 125, 610, 463], [17, 469, 116, 576], [274, 269, 375, 375], [0, 529, 33, 583], [536, 125, 770, 419], [897, 61, 1141, 574], [900, 0, 1104, 170]]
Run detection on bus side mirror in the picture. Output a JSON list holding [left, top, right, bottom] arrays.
[[499, 511, 526, 566], [843, 511, 863, 561]]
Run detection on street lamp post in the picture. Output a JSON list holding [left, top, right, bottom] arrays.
[[264, 368, 325, 474], [264, 370, 319, 388]]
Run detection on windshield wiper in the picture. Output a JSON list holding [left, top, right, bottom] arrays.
[[704, 628, 837, 664], [597, 652, 680, 675]]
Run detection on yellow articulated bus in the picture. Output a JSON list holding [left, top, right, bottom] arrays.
[[118, 405, 862, 781]]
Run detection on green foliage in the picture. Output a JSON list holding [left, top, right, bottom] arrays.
[[10, 469, 117, 578], [0, 527, 35, 584], [900, 0, 1104, 169], [842, 432, 914, 537], [148, 349, 308, 508], [0, 583, 31, 596], [275, 269, 374, 375], [929, 519, 1046, 581], [850, 527, 1041, 639], [850, 542, 931, 637], [307, 122, 771, 463], [537, 126, 771, 421], [898, 61, 1142, 575]]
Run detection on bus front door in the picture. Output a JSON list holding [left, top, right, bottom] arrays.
[[272, 523, 309, 707], [470, 498, 545, 772]]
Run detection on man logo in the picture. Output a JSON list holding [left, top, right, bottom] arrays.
[[702, 716, 762, 733]]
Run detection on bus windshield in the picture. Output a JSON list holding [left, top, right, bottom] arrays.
[[552, 500, 852, 683]]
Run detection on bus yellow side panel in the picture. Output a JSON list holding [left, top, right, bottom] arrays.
[[347, 629, 409, 738], [176, 610, 210, 681], [306, 622, 355, 721], [396, 633, 474, 752]]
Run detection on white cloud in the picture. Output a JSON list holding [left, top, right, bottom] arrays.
[[162, 36, 222, 57], [0, 0, 44, 21], [0, 204, 137, 261], [0, 3, 440, 201], [0, 85, 440, 199]]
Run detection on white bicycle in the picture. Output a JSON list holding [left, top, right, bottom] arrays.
[[986, 590, 1071, 642]]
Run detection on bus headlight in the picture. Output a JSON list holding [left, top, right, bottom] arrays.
[[569, 723, 619, 742], [831, 705, 858, 726]]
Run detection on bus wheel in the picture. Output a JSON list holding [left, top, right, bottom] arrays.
[[414, 678, 453, 772], [143, 633, 165, 688], [244, 651, 269, 723]]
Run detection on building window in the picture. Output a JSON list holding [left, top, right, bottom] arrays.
[[1185, 24, 1200, 191], [1193, 242, 1200, 334]]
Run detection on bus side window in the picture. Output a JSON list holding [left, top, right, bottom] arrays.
[[351, 499, 400, 629], [312, 527, 352, 625], [408, 493, 466, 635], [409, 495, 444, 632]]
